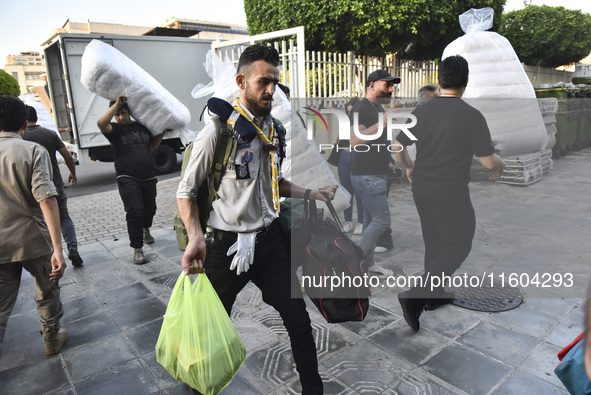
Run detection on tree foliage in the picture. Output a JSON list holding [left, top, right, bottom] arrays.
[[0, 70, 20, 97], [244, 0, 505, 60], [499, 5, 591, 67]]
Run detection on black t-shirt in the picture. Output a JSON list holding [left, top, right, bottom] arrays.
[[396, 97, 495, 195], [23, 125, 66, 187], [105, 122, 155, 180], [349, 98, 391, 175]]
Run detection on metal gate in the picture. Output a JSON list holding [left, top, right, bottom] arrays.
[[212, 26, 306, 102]]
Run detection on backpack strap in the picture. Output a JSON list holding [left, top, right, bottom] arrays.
[[196, 117, 237, 232]]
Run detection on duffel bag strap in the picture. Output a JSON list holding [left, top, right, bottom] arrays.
[[320, 193, 344, 232]]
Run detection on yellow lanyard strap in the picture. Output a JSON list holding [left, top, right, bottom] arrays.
[[232, 99, 280, 216]]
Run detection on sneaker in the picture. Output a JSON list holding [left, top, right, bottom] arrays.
[[374, 246, 390, 253], [398, 292, 423, 333], [143, 229, 155, 244], [353, 223, 363, 235], [43, 328, 69, 356], [134, 248, 148, 265], [68, 251, 83, 267], [368, 264, 393, 277], [342, 222, 353, 233]]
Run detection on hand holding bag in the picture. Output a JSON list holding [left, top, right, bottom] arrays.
[[156, 272, 245, 394]]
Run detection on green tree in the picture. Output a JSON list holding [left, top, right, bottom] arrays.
[[0, 70, 20, 97], [499, 5, 591, 67], [244, 0, 505, 60]]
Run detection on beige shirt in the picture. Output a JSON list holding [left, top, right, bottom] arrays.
[[0, 132, 58, 263], [177, 103, 280, 232]]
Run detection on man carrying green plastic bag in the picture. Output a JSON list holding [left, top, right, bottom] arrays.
[[156, 272, 245, 394], [176, 44, 337, 394]]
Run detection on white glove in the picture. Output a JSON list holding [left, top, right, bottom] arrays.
[[227, 232, 257, 275]]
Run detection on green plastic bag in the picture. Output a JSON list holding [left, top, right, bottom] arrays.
[[156, 272, 245, 394]]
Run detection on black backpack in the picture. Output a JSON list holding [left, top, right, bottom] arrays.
[[300, 198, 370, 323]]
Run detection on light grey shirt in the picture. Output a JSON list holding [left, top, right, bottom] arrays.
[[177, 103, 281, 232], [0, 132, 58, 263]]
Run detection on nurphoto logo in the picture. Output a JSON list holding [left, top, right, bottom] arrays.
[[303, 107, 418, 153]]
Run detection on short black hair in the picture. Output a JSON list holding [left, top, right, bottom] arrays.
[[26, 105, 38, 123], [418, 85, 438, 97], [109, 99, 129, 112], [237, 44, 280, 75], [0, 95, 28, 132], [438, 55, 469, 90]]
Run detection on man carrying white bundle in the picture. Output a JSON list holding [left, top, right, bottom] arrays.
[[97, 96, 166, 264]]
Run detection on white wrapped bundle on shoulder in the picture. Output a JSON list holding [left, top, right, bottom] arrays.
[[81, 39, 192, 140], [191, 50, 350, 213], [442, 8, 548, 156]]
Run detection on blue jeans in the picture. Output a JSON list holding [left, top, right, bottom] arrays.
[[337, 151, 363, 223], [56, 184, 78, 255], [351, 174, 391, 267]]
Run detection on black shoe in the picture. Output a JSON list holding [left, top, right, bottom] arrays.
[[398, 291, 423, 332], [424, 292, 455, 311], [68, 251, 83, 267]]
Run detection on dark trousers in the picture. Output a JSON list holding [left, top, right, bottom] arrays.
[[204, 225, 323, 395], [412, 186, 476, 299], [117, 177, 157, 249]]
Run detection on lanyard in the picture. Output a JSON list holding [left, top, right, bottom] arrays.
[[232, 99, 280, 215]]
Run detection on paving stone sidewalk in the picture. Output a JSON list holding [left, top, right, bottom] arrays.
[[2, 149, 591, 394]]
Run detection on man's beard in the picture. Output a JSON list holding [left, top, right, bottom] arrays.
[[376, 91, 392, 104], [245, 85, 273, 117]]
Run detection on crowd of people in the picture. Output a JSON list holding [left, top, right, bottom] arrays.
[[1, 45, 511, 394]]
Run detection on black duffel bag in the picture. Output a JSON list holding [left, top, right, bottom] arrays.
[[299, 196, 370, 323]]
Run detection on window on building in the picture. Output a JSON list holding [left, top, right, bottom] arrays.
[[25, 72, 43, 80], [11, 72, 19, 82]]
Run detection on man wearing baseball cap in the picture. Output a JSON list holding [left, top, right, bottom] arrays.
[[348, 69, 400, 277]]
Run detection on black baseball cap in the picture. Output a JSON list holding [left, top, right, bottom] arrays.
[[367, 69, 401, 86]]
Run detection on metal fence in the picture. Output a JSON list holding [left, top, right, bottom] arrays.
[[212, 27, 437, 109], [212, 25, 570, 110]]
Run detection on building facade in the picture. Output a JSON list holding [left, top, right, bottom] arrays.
[[4, 52, 46, 95]]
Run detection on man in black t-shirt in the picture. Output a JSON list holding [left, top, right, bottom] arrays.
[[24, 106, 84, 267], [97, 96, 166, 264], [349, 70, 400, 277], [394, 55, 505, 332]]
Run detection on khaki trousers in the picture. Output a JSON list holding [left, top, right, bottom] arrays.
[[0, 254, 64, 356]]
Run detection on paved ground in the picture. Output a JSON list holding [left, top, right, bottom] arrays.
[[2, 148, 591, 394]]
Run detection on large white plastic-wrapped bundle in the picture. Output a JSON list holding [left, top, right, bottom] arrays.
[[442, 8, 548, 156], [81, 39, 193, 143], [191, 50, 350, 213]]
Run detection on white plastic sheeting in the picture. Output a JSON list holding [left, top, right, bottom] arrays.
[[442, 8, 548, 156], [80, 39, 194, 144], [191, 50, 351, 213]]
